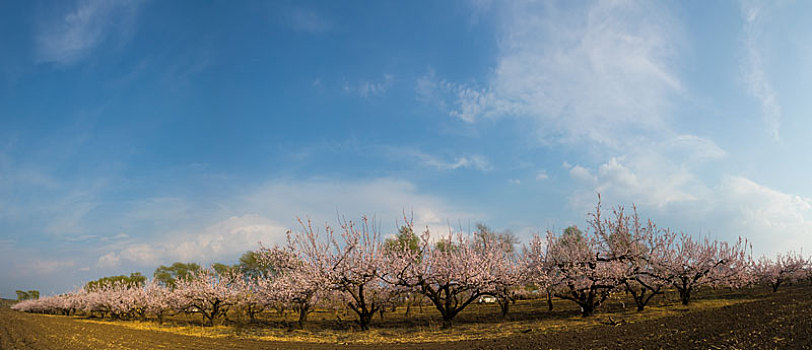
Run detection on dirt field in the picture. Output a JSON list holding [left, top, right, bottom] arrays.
[[2, 286, 810, 349]]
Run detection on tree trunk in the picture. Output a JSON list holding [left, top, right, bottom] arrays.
[[580, 303, 595, 317], [546, 291, 554, 311], [441, 315, 453, 329], [297, 303, 310, 329], [678, 288, 691, 305], [356, 309, 374, 330], [499, 298, 510, 319]]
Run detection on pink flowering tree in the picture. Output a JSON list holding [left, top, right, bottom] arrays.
[[603, 205, 670, 312], [144, 280, 173, 324], [544, 230, 624, 317], [536, 199, 642, 317], [472, 230, 521, 318], [231, 277, 264, 323], [649, 232, 750, 305], [521, 231, 558, 311], [384, 223, 515, 328], [754, 251, 809, 292], [255, 244, 325, 328], [289, 217, 385, 331], [173, 267, 241, 326]]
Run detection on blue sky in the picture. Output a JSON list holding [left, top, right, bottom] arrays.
[[2, 0, 812, 297]]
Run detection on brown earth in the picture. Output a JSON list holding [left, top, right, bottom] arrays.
[[2, 286, 810, 349]]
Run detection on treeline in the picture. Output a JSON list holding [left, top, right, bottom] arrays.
[[12, 198, 812, 330], [15, 290, 39, 302]]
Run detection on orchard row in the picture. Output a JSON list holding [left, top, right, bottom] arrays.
[[12, 199, 812, 330]]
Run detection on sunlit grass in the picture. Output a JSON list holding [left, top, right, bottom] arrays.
[[73, 288, 757, 344]]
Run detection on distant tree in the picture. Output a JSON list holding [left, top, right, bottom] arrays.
[[434, 238, 454, 253], [85, 273, 146, 291], [473, 223, 519, 254], [16, 290, 40, 301], [212, 263, 238, 276], [384, 225, 420, 254], [237, 250, 274, 279], [153, 262, 202, 289]]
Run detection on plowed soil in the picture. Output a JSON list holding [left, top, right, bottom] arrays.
[[2, 286, 810, 349]]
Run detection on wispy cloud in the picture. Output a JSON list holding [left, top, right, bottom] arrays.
[[287, 7, 333, 33], [35, 0, 141, 65], [439, 1, 684, 147], [740, 0, 782, 141], [415, 69, 446, 109], [420, 154, 491, 172], [388, 148, 492, 172], [344, 74, 394, 98]]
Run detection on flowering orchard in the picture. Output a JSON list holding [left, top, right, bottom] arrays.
[[12, 200, 812, 330]]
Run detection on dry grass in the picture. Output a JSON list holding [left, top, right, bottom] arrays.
[[72, 288, 757, 345]]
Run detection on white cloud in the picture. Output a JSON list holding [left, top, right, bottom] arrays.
[[98, 214, 287, 267], [244, 178, 476, 231], [508, 179, 521, 185], [665, 135, 727, 163], [35, 0, 141, 65], [97, 178, 477, 267], [535, 170, 549, 181], [740, 0, 782, 140], [446, 1, 683, 147], [569, 165, 596, 184], [565, 152, 812, 257], [97, 252, 120, 268], [565, 134, 726, 210], [716, 176, 812, 253]]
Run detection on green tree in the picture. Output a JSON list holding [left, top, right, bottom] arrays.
[[549, 225, 588, 261], [384, 225, 420, 254], [237, 250, 274, 279], [473, 223, 518, 254], [15, 290, 38, 301], [212, 262, 238, 276], [153, 262, 202, 288], [434, 238, 457, 253], [85, 272, 146, 291]]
